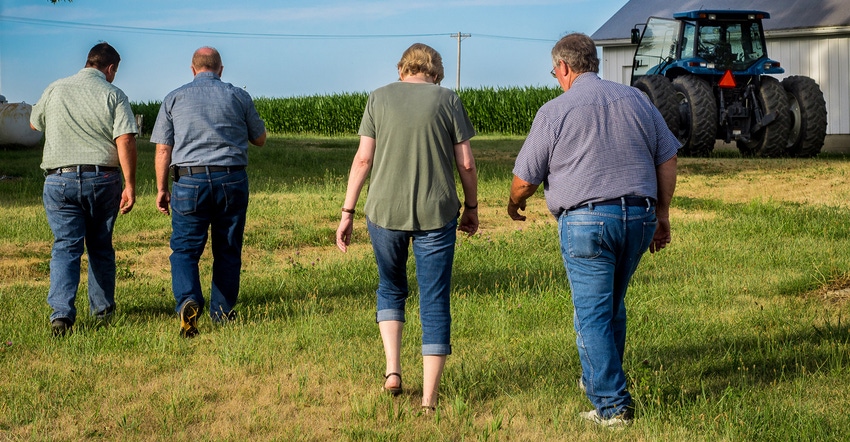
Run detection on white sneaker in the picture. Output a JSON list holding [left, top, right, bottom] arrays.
[[579, 409, 633, 428]]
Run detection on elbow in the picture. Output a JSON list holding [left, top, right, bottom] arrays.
[[354, 156, 372, 170], [458, 161, 477, 175], [251, 132, 268, 147]]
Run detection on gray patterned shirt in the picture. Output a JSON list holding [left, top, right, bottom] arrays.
[[30, 68, 138, 170], [513, 73, 680, 218]]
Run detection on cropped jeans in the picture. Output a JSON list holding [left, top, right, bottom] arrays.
[[367, 218, 457, 356], [169, 168, 249, 320], [559, 200, 656, 418], [43, 168, 122, 324]]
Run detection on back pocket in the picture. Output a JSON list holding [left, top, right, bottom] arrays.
[[566, 221, 604, 259], [171, 182, 199, 216]]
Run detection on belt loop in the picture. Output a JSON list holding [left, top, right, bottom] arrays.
[[187, 166, 193, 176], [76, 165, 82, 176], [95, 165, 101, 173], [204, 166, 211, 175], [587, 202, 595, 210]]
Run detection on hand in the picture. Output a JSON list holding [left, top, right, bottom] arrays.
[[336, 215, 354, 252], [507, 197, 527, 221], [156, 191, 171, 215], [458, 208, 478, 236], [119, 187, 135, 214], [649, 217, 671, 253]]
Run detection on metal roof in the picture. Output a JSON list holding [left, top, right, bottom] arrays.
[[591, 0, 850, 42]]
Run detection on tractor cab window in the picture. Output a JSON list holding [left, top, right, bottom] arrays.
[[697, 21, 765, 69], [632, 17, 681, 78], [681, 23, 696, 59]]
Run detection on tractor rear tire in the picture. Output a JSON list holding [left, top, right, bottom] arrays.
[[782, 76, 827, 157], [736, 77, 790, 157], [633, 75, 679, 136], [672, 75, 717, 157]]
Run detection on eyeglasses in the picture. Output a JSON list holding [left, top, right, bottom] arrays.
[[550, 68, 557, 78]]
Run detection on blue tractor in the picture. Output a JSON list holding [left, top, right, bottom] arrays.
[[630, 10, 827, 157]]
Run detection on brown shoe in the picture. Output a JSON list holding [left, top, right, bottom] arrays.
[[51, 318, 73, 337]]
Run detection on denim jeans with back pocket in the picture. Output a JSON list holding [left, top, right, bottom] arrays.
[[559, 202, 656, 418]]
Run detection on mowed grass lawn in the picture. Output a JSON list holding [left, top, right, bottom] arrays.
[[1, 136, 849, 441]]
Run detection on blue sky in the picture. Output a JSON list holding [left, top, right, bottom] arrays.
[[0, 0, 628, 104]]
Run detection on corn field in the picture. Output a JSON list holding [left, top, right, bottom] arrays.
[[131, 86, 562, 136]]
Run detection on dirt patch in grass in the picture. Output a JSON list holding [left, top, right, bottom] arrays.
[[0, 242, 51, 287], [811, 274, 850, 305], [677, 158, 850, 208]]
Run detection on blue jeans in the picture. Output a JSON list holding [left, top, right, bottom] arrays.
[[367, 218, 457, 356], [43, 169, 122, 324], [169, 169, 249, 320], [559, 201, 656, 418]]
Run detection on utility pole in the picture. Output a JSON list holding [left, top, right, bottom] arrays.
[[450, 32, 471, 90]]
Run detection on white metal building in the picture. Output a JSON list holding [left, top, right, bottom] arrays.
[[591, 0, 850, 141]]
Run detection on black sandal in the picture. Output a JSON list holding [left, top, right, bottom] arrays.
[[382, 372, 403, 396]]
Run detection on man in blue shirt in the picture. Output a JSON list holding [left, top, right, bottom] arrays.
[[151, 46, 266, 338], [508, 33, 679, 428]]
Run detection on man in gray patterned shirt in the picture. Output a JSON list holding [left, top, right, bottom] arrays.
[[508, 33, 679, 428]]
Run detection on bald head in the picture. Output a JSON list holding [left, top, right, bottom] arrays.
[[192, 46, 223, 74]]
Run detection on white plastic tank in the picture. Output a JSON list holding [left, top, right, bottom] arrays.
[[0, 97, 43, 147]]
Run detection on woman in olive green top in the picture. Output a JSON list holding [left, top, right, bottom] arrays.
[[336, 43, 479, 412]]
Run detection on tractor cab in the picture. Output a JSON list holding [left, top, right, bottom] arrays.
[[632, 10, 783, 82], [628, 10, 827, 158]]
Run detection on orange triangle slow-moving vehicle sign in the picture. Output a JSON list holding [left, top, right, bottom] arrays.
[[719, 70, 736, 88]]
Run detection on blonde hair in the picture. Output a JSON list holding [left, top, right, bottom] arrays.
[[397, 43, 445, 84]]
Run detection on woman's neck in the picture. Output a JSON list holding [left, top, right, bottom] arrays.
[[401, 72, 434, 84]]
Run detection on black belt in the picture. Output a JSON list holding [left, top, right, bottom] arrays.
[[46, 165, 118, 175], [573, 196, 655, 210], [176, 165, 245, 177]]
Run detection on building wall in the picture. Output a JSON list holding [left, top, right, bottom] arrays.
[[599, 35, 850, 135]]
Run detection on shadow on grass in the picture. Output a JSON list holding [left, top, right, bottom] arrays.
[[631, 317, 849, 407]]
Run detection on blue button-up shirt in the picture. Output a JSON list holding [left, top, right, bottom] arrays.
[[513, 73, 680, 218], [150, 71, 266, 167]]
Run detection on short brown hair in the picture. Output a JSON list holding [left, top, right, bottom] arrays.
[[86, 42, 120, 70], [551, 33, 599, 74], [192, 47, 222, 71], [397, 43, 445, 84]]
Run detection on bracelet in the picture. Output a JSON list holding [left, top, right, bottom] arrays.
[[341, 207, 355, 214], [464, 202, 478, 210]]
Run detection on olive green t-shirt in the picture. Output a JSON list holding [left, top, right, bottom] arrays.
[[359, 82, 476, 231]]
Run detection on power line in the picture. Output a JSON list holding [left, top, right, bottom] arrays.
[[475, 33, 556, 42], [0, 15, 447, 39], [0, 15, 558, 42]]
